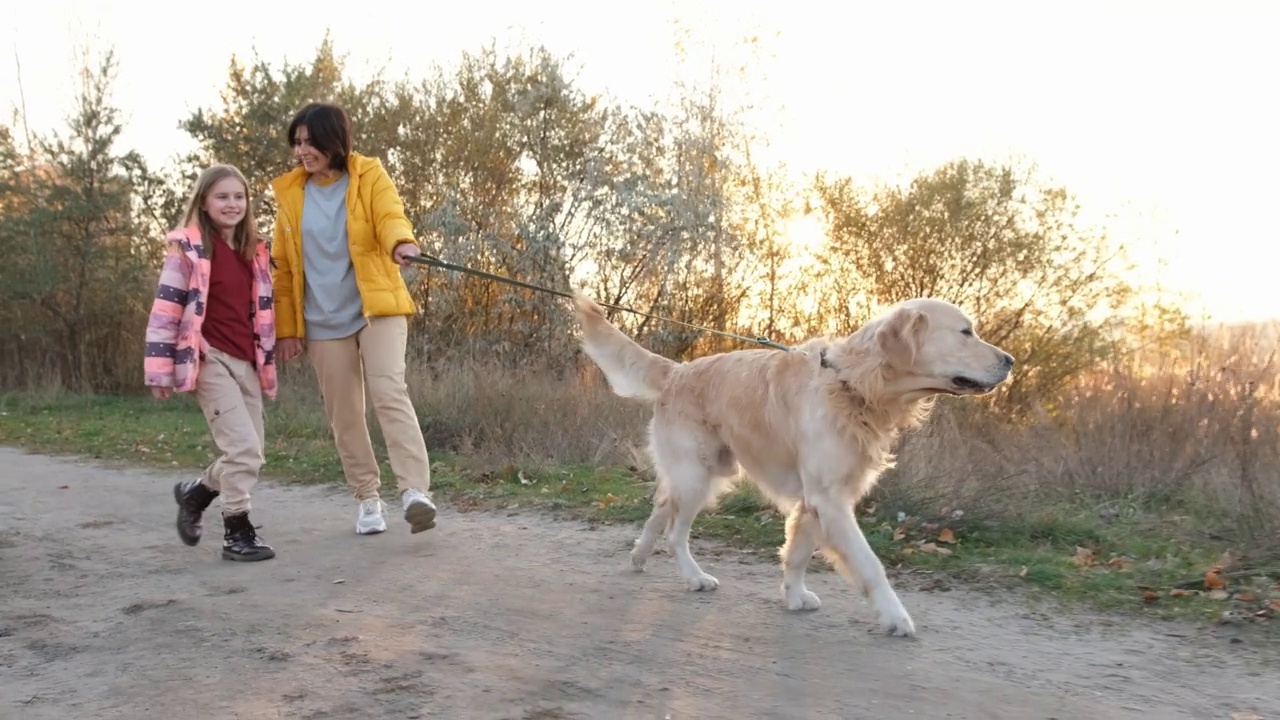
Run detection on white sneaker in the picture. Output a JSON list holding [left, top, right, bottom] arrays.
[[355, 498, 387, 535], [402, 489, 437, 534]]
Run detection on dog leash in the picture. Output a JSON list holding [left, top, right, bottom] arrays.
[[404, 254, 794, 352]]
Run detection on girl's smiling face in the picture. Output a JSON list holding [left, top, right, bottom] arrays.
[[203, 175, 247, 236]]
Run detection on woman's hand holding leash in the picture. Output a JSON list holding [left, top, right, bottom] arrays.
[[392, 242, 421, 268]]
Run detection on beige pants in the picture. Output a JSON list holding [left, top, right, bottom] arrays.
[[195, 347, 265, 515], [309, 315, 431, 501]]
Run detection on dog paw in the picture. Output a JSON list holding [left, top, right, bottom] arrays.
[[629, 552, 647, 572], [870, 586, 916, 637], [685, 573, 719, 592], [879, 607, 916, 637], [785, 588, 822, 611]]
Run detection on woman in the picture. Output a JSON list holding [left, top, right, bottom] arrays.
[[269, 102, 437, 536], [145, 163, 277, 561]]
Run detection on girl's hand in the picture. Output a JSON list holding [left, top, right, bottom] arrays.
[[278, 337, 306, 361], [151, 387, 171, 400]]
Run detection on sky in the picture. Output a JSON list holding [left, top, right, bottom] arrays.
[[3, 0, 1277, 323]]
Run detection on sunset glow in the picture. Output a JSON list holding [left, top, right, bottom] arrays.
[[5, 0, 1276, 323]]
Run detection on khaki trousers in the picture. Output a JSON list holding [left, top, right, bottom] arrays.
[[308, 315, 431, 501], [195, 347, 265, 515]]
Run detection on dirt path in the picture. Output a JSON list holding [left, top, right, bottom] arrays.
[[1, 448, 1275, 719]]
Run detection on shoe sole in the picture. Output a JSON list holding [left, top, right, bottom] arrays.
[[222, 548, 276, 562], [404, 501, 437, 534], [174, 483, 200, 547], [356, 522, 387, 535]]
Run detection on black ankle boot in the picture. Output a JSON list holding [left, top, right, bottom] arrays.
[[174, 478, 219, 546], [222, 512, 276, 562]]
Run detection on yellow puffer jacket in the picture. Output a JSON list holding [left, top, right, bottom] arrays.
[[270, 152, 419, 340]]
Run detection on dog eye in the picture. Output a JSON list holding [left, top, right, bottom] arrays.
[[961, 329, 974, 337]]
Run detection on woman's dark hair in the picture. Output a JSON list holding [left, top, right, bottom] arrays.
[[287, 102, 352, 172]]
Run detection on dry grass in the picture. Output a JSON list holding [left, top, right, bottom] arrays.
[[268, 354, 653, 472]]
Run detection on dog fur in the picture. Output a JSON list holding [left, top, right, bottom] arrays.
[[571, 291, 1014, 636]]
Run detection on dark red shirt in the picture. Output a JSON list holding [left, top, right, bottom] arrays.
[[203, 235, 256, 364]]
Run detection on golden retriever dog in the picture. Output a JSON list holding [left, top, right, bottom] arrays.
[[571, 291, 1014, 637]]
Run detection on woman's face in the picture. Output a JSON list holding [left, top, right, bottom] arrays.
[[203, 175, 247, 237], [292, 125, 331, 175]]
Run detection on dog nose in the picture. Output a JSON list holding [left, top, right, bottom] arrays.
[[1002, 353, 1015, 368]]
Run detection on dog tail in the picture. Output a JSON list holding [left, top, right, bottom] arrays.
[[572, 290, 675, 401]]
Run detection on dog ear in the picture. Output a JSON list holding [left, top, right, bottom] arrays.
[[876, 307, 928, 367]]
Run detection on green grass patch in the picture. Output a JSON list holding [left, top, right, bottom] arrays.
[[0, 392, 344, 480], [863, 510, 1251, 621], [2, 392, 1275, 627]]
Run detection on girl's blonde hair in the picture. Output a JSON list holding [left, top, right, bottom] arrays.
[[181, 164, 258, 261]]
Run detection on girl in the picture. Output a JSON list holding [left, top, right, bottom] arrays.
[[144, 164, 278, 562]]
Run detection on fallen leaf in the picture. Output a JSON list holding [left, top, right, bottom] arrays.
[[517, 470, 535, 485], [597, 493, 620, 509], [937, 528, 957, 544], [1018, 566, 1028, 578], [935, 545, 953, 556], [919, 542, 940, 554], [332, 579, 346, 584], [1234, 591, 1257, 602], [58, 485, 69, 490], [1204, 570, 1227, 590], [1207, 589, 1230, 601], [1269, 599, 1280, 612], [1107, 555, 1126, 567], [1071, 546, 1095, 567], [1142, 591, 1159, 604], [901, 547, 916, 556], [1169, 589, 1199, 598], [892, 526, 906, 542]]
